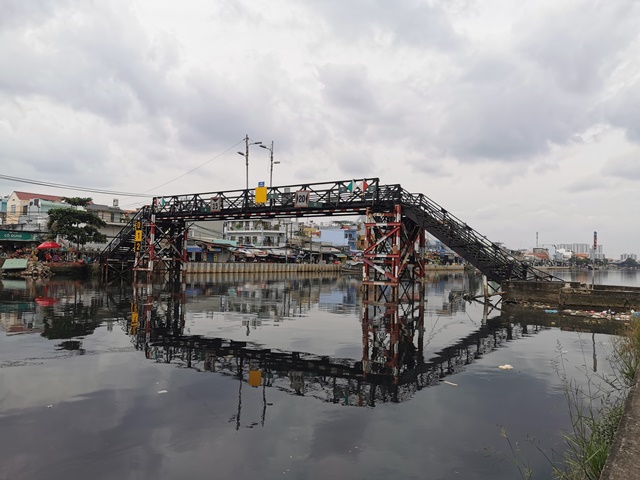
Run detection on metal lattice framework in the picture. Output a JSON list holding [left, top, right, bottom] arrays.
[[100, 177, 561, 285]]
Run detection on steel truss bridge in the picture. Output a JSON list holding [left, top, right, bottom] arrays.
[[100, 177, 559, 289]]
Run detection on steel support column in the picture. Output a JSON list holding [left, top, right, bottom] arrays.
[[361, 205, 425, 385]]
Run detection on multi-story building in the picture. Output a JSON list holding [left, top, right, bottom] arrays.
[[621, 253, 638, 261], [0, 195, 8, 224], [318, 225, 357, 250], [83, 201, 128, 252], [5, 192, 64, 225], [223, 219, 288, 246], [556, 243, 606, 260]]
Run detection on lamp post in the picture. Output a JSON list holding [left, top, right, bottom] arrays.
[[237, 134, 262, 191], [260, 141, 280, 188]]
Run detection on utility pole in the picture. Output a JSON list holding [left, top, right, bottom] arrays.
[[268, 141, 275, 188], [244, 134, 249, 191], [237, 135, 262, 192], [261, 141, 279, 188]]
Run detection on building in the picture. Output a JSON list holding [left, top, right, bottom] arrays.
[[621, 253, 638, 261], [0, 195, 8, 224], [318, 225, 357, 250], [5, 192, 64, 225], [18, 199, 68, 230], [223, 219, 289, 246], [556, 243, 606, 260], [83, 201, 129, 252]]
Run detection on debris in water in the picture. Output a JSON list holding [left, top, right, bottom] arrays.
[[498, 364, 513, 370], [157, 390, 168, 394], [443, 380, 458, 387]]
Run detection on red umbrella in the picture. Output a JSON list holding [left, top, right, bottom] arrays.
[[35, 297, 58, 306], [37, 241, 62, 250]]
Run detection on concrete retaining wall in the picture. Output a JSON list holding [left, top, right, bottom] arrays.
[[183, 262, 339, 275], [503, 280, 640, 310]]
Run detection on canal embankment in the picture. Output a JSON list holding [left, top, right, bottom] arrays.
[[502, 280, 640, 311], [600, 369, 640, 480]]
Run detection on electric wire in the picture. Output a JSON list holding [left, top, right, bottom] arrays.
[[141, 138, 245, 193], [0, 174, 151, 198], [0, 139, 246, 207]]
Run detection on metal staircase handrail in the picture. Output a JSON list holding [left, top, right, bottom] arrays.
[[99, 206, 151, 260], [399, 188, 562, 283]]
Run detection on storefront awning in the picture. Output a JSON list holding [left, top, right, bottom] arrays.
[[1, 259, 29, 270]]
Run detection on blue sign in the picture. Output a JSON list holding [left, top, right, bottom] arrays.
[[258, 181, 265, 187]]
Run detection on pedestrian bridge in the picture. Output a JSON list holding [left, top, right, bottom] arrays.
[[100, 177, 560, 285]]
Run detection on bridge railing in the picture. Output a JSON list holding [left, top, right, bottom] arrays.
[[151, 178, 385, 217]]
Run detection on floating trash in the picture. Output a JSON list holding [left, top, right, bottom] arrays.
[[498, 364, 513, 370]]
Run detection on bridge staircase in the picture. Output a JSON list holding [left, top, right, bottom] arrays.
[[99, 206, 151, 278], [399, 189, 560, 284]]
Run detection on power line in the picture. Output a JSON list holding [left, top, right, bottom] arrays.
[[0, 174, 151, 198], [141, 138, 245, 193], [0, 139, 247, 203]]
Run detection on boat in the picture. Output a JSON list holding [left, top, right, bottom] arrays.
[[340, 260, 363, 275]]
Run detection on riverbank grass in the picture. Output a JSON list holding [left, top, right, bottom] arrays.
[[554, 319, 640, 479]]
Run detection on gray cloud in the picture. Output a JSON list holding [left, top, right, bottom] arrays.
[[306, 0, 462, 50], [602, 151, 640, 180]]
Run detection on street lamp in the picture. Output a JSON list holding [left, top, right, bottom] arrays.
[[260, 141, 280, 188], [237, 134, 262, 191]]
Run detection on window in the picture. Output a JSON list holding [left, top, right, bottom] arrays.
[[10, 205, 16, 213]]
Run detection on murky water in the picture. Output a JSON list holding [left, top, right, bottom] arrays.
[[0, 269, 633, 480]]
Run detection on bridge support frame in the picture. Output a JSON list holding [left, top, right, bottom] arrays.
[[361, 205, 426, 383], [133, 215, 188, 284]]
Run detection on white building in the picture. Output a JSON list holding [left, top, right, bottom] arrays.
[[223, 219, 289, 246], [621, 253, 638, 261], [556, 243, 605, 260]]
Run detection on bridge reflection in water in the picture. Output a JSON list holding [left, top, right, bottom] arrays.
[[122, 274, 622, 430]]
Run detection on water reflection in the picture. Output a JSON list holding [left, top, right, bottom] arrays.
[[120, 274, 622, 422], [0, 273, 629, 480]]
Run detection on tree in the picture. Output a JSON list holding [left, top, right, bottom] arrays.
[[47, 197, 107, 251]]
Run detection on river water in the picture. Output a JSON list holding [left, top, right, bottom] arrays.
[[0, 269, 636, 480]]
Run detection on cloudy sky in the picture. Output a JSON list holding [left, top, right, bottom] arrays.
[[1, 0, 639, 257]]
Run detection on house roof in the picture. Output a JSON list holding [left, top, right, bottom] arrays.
[[85, 204, 123, 213], [13, 191, 63, 202]]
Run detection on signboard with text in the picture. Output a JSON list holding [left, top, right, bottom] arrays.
[[294, 190, 310, 208], [0, 230, 39, 242]]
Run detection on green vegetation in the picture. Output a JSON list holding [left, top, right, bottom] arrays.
[[502, 320, 640, 479], [47, 197, 107, 250], [555, 371, 624, 479]]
